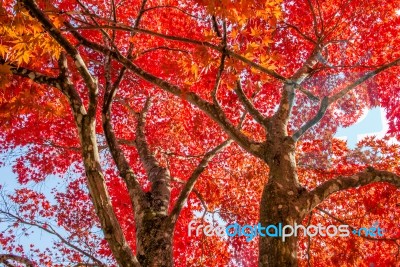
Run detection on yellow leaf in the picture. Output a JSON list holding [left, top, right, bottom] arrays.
[[250, 28, 260, 37], [30, 23, 43, 34], [15, 22, 25, 35], [21, 51, 30, 64], [273, 8, 282, 18], [249, 42, 260, 49], [191, 64, 199, 79], [262, 35, 273, 45], [245, 52, 255, 60], [48, 15, 63, 28], [0, 44, 8, 57], [12, 42, 27, 52], [230, 28, 238, 39]]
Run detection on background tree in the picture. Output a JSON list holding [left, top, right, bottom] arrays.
[[0, 0, 399, 266]]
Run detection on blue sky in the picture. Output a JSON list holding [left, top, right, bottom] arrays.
[[335, 107, 388, 148]]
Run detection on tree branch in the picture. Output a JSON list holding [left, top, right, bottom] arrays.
[[101, 53, 147, 216], [0, 209, 105, 266], [0, 58, 60, 88], [17, 2, 140, 264], [61, 24, 287, 81], [292, 56, 400, 141], [305, 0, 321, 38], [134, 99, 160, 178], [211, 52, 226, 105], [55, 20, 273, 157], [104, 47, 262, 157], [272, 45, 322, 125], [301, 167, 400, 217], [292, 96, 329, 141], [316, 207, 400, 242], [167, 139, 232, 226], [282, 23, 316, 44], [234, 80, 268, 126], [134, 98, 171, 214], [328, 57, 400, 104], [0, 254, 34, 267], [20, 0, 98, 118]]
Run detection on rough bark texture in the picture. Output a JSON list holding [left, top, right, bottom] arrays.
[[259, 181, 300, 267], [258, 113, 303, 267], [136, 213, 174, 267], [78, 114, 140, 267]]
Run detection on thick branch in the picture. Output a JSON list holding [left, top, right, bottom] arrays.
[[302, 167, 400, 216], [57, 23, 271, 157], [328, 57, 400, 104], [0, 254, 34, 267], [78, 113, 140, 267], [7, 3, 139, 265], [292, 96, 329, 141], [21, 0, 98, 118], [0, 58, 60, 87], [108, 49, 261, 156], [271, 46, 321, 125], [167, 140, 232, 226], [44, 39, 141, 267], [134, 98, 164, 181], [290, 46, 322, 85], [134, 98, 171, 214], [101, 55, 146, 215]]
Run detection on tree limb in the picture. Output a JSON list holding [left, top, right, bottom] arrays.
[[0, 209, 105, 266], [328, 57, 400, 104], [0, 254, 35, 267], [292, 56, 400, 141], [292, 96, 329, 141], [18, 2, 140, 264], [55, 20, 272, 157], [20, 0, 98, 118], [0, 58, 60, 88], [101, 53, 147, 216], [234, 80, 268, 126], [61, 24, 287, 81], [211, 53, 226, 105], [167, 139, 232, 226], [133, 98, 171, 214], [282, 23, 316, 44], [301, 167, 400, 217], [316, 207, 400, 242]]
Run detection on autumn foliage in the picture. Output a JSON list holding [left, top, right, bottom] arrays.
[[0, 0, 399, 266]]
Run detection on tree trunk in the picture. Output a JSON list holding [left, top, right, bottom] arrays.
[[136, 211, 174, 267], [259, 135, 303, 267], [259, 181, 300, 267]]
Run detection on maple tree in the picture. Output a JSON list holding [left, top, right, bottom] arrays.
[[0, 0, 400, 266]]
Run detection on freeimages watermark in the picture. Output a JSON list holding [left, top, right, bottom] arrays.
[[188, 221, 384, 242]]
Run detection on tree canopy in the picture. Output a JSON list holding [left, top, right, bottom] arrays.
[[0, 0, 399, 266]]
